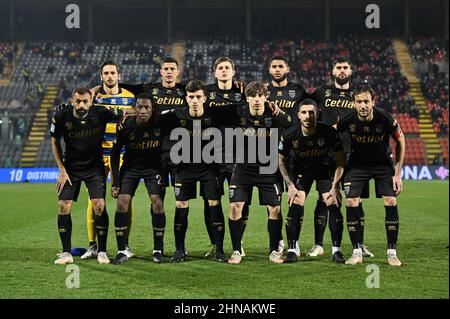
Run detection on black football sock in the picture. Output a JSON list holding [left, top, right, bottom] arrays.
[[286, 204, 304, 250], [268, 218, 282, 253], [314, 200, 328, 246], [95, 210, 109, 253], [210, 204, 225, 252], [328, 204, 344, 248], [359, 202, 365, 244], [152, 211, 166, 252], [114, 211, 129, 252], [203, 198, 215, 245], [346, 206, 362, 249], [58, 214, 72, 253], [228, 218, 243, 252], [385, 205, 399, 250], [241, 203, 249, 235], [174, 207, 189, 251]]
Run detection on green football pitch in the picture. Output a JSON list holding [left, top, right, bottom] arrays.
[[0, 181, 448, 299]]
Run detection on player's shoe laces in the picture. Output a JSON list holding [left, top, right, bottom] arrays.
[[269, 251, 284, 264], [361, 245, 374, 258], [307, 244, 324, 257], [124, 246, 135, 258], [171, 249, 186, 263], [284, 251, 298, 263], [97, 252, 110, 264], [55, 252, 74, 265], [387, 252, 402, 266], [331, 251, 346, 264], [227, 250, 242, 264], [345, 249, 363, 265], [240, 241, 246, 257], [214, 251, 227, 263], [295, 241, 301, 257], [277, 239, 285, 254], [153, 250, 163, 263], [112, 252, 128, 265], [80, 243, 98, 259], [204, 244, 215, 257]]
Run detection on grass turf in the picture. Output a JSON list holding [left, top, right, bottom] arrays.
[[0, 180, 448, 299]]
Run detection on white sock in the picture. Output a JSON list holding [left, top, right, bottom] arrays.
[[118, 250, 127, 255], [288, 248, 297, 253], [332, 246, 340, 254], [387, 249, 397, 256], [353, 248, 362, 256]]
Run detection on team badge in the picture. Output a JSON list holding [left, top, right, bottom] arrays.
[[210, 92, 216, 100], [349, 124, 356, 132], [288, 90, 296, 98], [154, 129, 161, 137], [179, 119, 186, 127], [65, 122, 72, 130], [235, 93, 242, 101], [264, 118, 272, 127], [325, 89, 332, 97], [240, 117, 246, 125], [166, 90, 171, 94], [176, 88, 183, 96], [111, 99, 117, 104], [152, 88, 159, 96], [317, 138, 325, 146], [375, 125, 383, 133], [292, 140, 299, 149], [122, 98, 129, 105]]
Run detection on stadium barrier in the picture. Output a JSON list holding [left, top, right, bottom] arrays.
[[0, 166, 448, 183]]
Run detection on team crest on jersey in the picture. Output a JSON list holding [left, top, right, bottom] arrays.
[[288, 90, 296, 98], [292, 140, 299, 149], [154, 128, 161, 137], [240, 117, 246, 125], [264, 118, 272, 127], [375, 125, 383, 133], [122, 98, 129, 105], [210, 92, 216, 100], [325, 89, 332, 97], [152, 88, 159, 96], [349, 124, 356, 132], [176, 88, 183, 96], [316, 138, 325, 146], [65, 122, 72, 130], [179, 119, 186, 127], [111, 99, 117, 104], [235, 93, 242, 101]]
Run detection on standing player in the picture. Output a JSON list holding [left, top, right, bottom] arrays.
[[278, 99, 346, 263], [227, 81, 291, 264], [166, 80, 229, 263], [110, 94, 167, 265], [82, 61, 135, 260], [267, 55, 308, 255], [51, 88, 130, 265], [203, 57, 248, 257], [337, 85, 405, 266], [308, 56, 373, 258]]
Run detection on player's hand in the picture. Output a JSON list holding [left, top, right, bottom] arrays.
[[392, 175, 403, 195], [267, 101, 280, 116], [328, 187, 342, 205], [233, 80, 246, 94], [56, 168, 72, 194], [287, 184, 303, 207], [111, 187, 120, 198], [90, 85, 101, 97]]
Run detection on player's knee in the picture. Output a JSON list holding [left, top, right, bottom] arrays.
[[117, 195, 131, 212], [58, 200, 72, 214], [208, 199, 220, 207], [229, 203, 243, 220], [383, 196, 397, 206], [92, 199, 105, 215], [346, 198, 360, 207], [176, 201, 189, 209], [150, 195, 164, 213], [267, 206, 281, 219], [323, 193, 335, 206]]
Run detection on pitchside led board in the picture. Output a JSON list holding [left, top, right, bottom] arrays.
[[0, 166, 448, 183]]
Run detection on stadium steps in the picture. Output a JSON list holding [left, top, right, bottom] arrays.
[[393, 39, 441, 165], [20, 84, 58, 167], [171, 41, 186, 82]]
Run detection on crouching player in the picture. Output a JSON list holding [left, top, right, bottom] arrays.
[[110, 94, 167, 264]]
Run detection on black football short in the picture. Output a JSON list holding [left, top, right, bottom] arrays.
[[161, 151, 178, 187], [174, 166, 221, 201], [200, 163, 233, 197], [119, 166, 165, 197], [229, 174, 282, 206], [343, 165, 395, 198], [292, 170, 334, 195], [58, 166, 105, 201]]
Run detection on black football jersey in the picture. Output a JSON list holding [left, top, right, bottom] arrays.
[[267, 82, 307, 121], [310, 85, 355, 126]]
